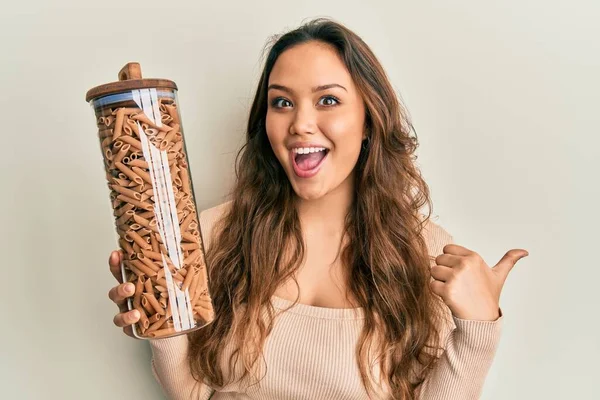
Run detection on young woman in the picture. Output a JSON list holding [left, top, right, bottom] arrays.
[[107, 18, 527, 399]]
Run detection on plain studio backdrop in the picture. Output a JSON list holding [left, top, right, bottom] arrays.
[[1, 1, 598, 399]]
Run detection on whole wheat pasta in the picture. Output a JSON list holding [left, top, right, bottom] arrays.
[[110, 177, 130, 189], [98, 128, 113, 139], [184, 249, 202, 266], [132, 214, 151, 230], [128, 159, 149, 169], [119, 238, 135, 259], [111, 107, 141, 116], [147, 327, 177, 339], [145, 127, 159, 136], [136, 253, 160, 273], [193, 306, 213, 323], [180, 212, 196, 233], [116, 210, 135, 225], [142, 292, 165, 316], [131, 166, 152, 185], [114, 162, 144, 185], [137, 227, 153, 237], [113, 202, 135, 218], [139, 192, 151, 202], [130, 112, 170, 132], [179, 167, 191, 195], [92, 97, 213, 339], [170, 140, 184, 155], [148, 311, 161, 324], [125, 118, 140, 135], [112, 143, 130, 165], [138, 210, 155, 219], [143, 276, 154, 293], [181, 242, 200, 251], [101, 135, 112, 149], [119, 134, 142, 150], [181, 266, 197, 292], [149, 234, 159, 253], [130, 259, 157, 277], [117, 194, 153, 211], [155, 285, 167, 293], [189, 273, 201, 301], [155, 277, 168, 288], [112, 108, 125, 140], [181, 231, 199, 243], [136, 307, 150, 333], [163, 104, 180, 125], [158, 297, 168, 310], [125, 230, 151, 250], [146, 315, 167, 334], [111, 184, 142, 201], [141, 249, 173, 266]]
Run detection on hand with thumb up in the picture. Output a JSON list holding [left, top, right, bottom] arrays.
[[430, 244, 529, 321]]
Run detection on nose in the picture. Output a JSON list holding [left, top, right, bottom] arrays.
[[289, 102, 317, 136]]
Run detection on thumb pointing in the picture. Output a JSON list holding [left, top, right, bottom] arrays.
[[493, 249, 529, 282]]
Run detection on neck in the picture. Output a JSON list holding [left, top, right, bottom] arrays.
[[295, 172, 355, 235]]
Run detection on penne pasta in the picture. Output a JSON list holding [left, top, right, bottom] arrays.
[[91, 95, 214, 339]]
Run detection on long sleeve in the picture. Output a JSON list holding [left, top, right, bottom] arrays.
[[417, 308, 504, 400], [149, 335, 215, 400], [418, 222, 504, 399]]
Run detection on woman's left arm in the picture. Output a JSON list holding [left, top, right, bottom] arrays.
[[418, 228, 528, 399], [416, 308, 504, 400]]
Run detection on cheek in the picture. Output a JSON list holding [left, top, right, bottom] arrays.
[[322, 111, 364, 152], [265, 113, 288, 146]]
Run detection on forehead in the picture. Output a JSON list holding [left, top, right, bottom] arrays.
[[268, 41, 353, 89]]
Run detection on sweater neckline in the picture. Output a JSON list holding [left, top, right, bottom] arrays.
[[270, 295, 365, 320]]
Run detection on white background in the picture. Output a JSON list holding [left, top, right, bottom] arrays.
[[1, 0, 598, 399]]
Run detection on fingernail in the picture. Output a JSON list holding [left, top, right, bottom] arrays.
[[132, 310, 140, 320], [124, 283, 133, 293]]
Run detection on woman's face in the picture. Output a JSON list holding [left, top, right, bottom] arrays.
[[265, 41, 366, 201]]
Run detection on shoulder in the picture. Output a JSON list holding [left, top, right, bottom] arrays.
[[198, 200, 233, 251], [419, 213, 454, 264]]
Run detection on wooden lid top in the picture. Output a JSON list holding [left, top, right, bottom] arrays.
[[85, 62, 178, 102]]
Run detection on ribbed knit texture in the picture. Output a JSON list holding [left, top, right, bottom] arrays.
[[149, 202, 504, 399]]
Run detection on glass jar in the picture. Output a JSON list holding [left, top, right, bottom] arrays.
[[85, 62, 214, 339]]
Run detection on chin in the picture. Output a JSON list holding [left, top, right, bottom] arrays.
[[294, 191, 326, 201], [292, 180, 327, 200], [290, 183, 328, 201]]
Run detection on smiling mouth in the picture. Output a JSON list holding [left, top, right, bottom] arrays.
[[293, 149, 329, 170], [290, 149, 330, 178]]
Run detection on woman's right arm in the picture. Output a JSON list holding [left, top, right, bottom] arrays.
[[108, 250, 215, 400]]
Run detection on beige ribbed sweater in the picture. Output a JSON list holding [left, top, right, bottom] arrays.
[[149, 202, 503, 399]]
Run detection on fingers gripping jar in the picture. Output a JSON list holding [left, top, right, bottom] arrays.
[[85, 62, 215, 339]]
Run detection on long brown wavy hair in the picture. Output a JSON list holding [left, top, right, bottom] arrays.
[[188, 17, 449, 399]]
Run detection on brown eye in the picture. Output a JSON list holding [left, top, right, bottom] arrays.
[[318, 96, 340, 107], [271, 98, 292, 108]]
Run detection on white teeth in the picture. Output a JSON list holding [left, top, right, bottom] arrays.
[[293, 147, 327, 154]]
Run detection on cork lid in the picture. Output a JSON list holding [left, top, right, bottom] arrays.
[[85, 62, 178, 102]]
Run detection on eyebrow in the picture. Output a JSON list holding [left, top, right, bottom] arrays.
[[267, 83, 347, 94]]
